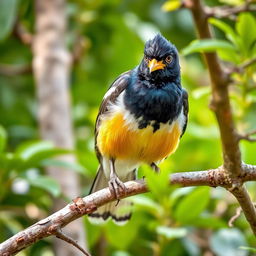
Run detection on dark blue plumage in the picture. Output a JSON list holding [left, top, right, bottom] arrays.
[[124, 34, 183, 131]]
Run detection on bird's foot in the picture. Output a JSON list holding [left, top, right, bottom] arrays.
[[108, 176, 126, 200], [150, 162, 160, 173]]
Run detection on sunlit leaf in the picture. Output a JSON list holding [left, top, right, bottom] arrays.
[[209, 18, 239, 46], [25, 175, 61, 197], [142, 165, 171, 199], [236, 13, 256, 54], [217, 48, 240, 64], [41, 159, 88, 176], [239, 246, 256, 253], [162, 0, 181, 12], [192, 87, 211, 99], [16, 141, 56, 160], [182, 39, 235, 56], [0, 126, 7, 152], [170, 187, 195, 205], [112, 251, 131, 256], [156, 226, 187, 239], [15, 141, 70, 171], [219, 0, 243, 5], [131, 195, 162, 216]]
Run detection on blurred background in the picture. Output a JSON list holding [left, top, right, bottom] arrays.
[[0, 0, 256, 255]]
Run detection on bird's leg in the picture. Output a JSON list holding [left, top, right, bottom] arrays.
[[150, 162, 160, 173], [108, 158, 126, 199]]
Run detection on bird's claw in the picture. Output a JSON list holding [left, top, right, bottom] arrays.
[[108, 176, 126, 200], [150, 162, 160, 173]]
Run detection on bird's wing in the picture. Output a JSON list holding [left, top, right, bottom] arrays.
[[95, 70, 132, 159], [180, 88, 189, 137]]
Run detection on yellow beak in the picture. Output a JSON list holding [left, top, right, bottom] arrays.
[[148, 59, 165, 73]]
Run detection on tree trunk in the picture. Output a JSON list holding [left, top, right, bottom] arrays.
[[33, 0, 87, 255]]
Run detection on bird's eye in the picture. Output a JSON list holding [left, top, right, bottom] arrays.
[[144, 56, 149, 63], [165, 55, 172, 64]]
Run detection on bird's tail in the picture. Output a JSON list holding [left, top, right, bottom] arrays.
[[88, 165, 135, 225]]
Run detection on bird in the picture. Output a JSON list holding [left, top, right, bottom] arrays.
[[88, 34, 188, 224]]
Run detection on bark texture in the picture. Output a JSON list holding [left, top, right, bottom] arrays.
[[33, 0, 87, 254]]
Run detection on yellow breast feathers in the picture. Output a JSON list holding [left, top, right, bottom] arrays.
[[97, 112, 181, 163]]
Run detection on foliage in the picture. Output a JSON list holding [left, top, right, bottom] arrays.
[[0, 0, 256, 255]]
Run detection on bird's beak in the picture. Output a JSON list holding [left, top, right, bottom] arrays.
[[148, 59, 165, 73]]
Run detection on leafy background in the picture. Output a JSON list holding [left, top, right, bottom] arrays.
[[0, 0, 256, 255]]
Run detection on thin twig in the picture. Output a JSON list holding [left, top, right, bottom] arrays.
[[238, 129, 256, 142], [226, 57, 256, 75], [230, 186, 256, 236], [0, 64, 32, 76], [55, 229, 91, 256], [205, 1, 256, 19], [229, 207, 242, 227], [241, 58, 256, 70], [13, 22, 33, 46], [72, 35, 89, 64]]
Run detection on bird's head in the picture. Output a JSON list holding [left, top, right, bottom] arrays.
[[139, 34, 180, 83]]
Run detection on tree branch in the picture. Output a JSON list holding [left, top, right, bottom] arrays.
[[55, 229, 91, 256], [13, 22, 33, 46], [226, 57, 256, 75], [229, 186, 256, 235], [238, 129, 256, 142], [1, 164, 256, 255], [184, 0, 256, 235], [0, 64, 32, 76], [204, 1, 256, 19]]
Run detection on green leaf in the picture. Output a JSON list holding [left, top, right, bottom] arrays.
[[112, 251, 131, 256], [192, 87, 211, 100], [156, 226, 187, 239], [236, 13, 256, 54], [0, 126, 7, 152], [182, 39, 235, 56], [84, 218, 102, 247], [26, 175, 61, 197], [174, 187, 210, 223], [0, 0, 19, 40], [105, 219, 139, 250], [192, 216, 227, 229], [143, 165, 171, 199], [210, 229, 248, 256], [41, 159, 88, 176], [16, 141, 56, 160], [162, 0, 181, 12], [15, 141, 70, 170], [239, 246, 256, 253], [170, 187, 195, 205], [131, 195, 162, 216], [0, 214, 23, 234], [219, 0, 243, 5], [209, 18, 239, 46], [217, 49, 240, 64], [0, 153, 23, 175]]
